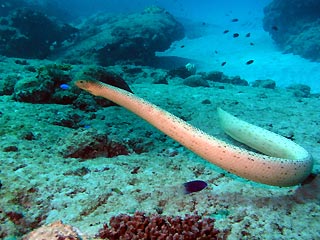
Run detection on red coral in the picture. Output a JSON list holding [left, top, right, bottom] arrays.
[[98, 212, 228, 240]]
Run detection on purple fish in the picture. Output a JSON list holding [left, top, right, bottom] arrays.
[[183, 180, 208, 194]]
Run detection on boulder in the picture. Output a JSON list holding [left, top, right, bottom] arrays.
[[252, 79, 276, 89], [263, 0, 320, 61], [0, 9, 78, 59], [183, 75, 209, 87], [59, 6, 185, 66]]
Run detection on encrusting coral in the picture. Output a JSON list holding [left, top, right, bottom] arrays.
[[98, 212, 228, 239], [22, 220, 83, 240]]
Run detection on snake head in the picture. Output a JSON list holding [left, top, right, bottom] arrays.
[[75, 79, 91, 90]]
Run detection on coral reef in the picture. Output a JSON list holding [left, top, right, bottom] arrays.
[[11, 64, 132, 111], [98, 212, 228, 240], [13, 64, 76, 103], [263, 0, 320, 61]]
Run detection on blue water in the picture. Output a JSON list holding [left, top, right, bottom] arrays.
[[62, 0, 271, 23]]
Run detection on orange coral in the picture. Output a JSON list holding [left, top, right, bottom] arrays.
[[22, 220, 83, 240]]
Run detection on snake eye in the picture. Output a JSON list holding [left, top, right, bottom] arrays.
[[78, 80, 86, 85]]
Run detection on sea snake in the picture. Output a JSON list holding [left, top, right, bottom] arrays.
[[75, 80, 313, 187]]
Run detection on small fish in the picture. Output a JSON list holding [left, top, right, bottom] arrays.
[[231, 18, 239, 22], [272, 26, 278, 31], [246, 60, 254, 65], [111, 188, 123, 195], [183, 180, 208, 194], [221, 61, 227, 66], [60, 84, 70, 90], [233, 33, 239, 38], [223, 30, 229, 34], [180, 45, 185, 48], [250, 42, 254, 46], [245, 33, 251, 37]]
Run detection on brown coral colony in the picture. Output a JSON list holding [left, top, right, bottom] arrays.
[[98, 212, 228, 239]]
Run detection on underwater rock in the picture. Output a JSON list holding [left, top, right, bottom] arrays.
[[0, 0, 28, 17], [74, 66, 133, 111], [59, 129, 129, 159], [183, 75, 209, 87], [59, 6, 184, 66], [150, 68, 169, 84], [12, 64, 133, 107], [3, 145, 19, 152], [13, 76, 54, 103], [203, 71, 248, 86], [263, 0, 320, 61], [13, 64, 76, 104], [0, 74, 20, 95], [227, 76, 249, 86], [168, 65, 194, 79], [14, 59, 29, 65], [0, 0, 71, 21], [286, 84, 311, 98], [0, 8, 78, 59], [51, 112, 82, 129], [204, 71, 224, 82], [293, 174, 320, 203], [21, 131, 36, 141], [77, 66, 132, 93], [252, 79, 276, 89], [152, 74, 168, 84]]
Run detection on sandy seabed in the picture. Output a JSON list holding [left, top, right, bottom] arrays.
[[1, 68, 319, 239]]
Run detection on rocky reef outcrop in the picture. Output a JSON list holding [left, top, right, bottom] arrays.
[[263, 0, 320, 61], [0, 0, 71, 20], [0, 8, 78, 59], [59, 6, 185, 66], [0, 5, 184, 65], [10, 63, 132, 113]]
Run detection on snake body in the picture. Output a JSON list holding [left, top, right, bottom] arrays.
[[75, 80, 313, 187]]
